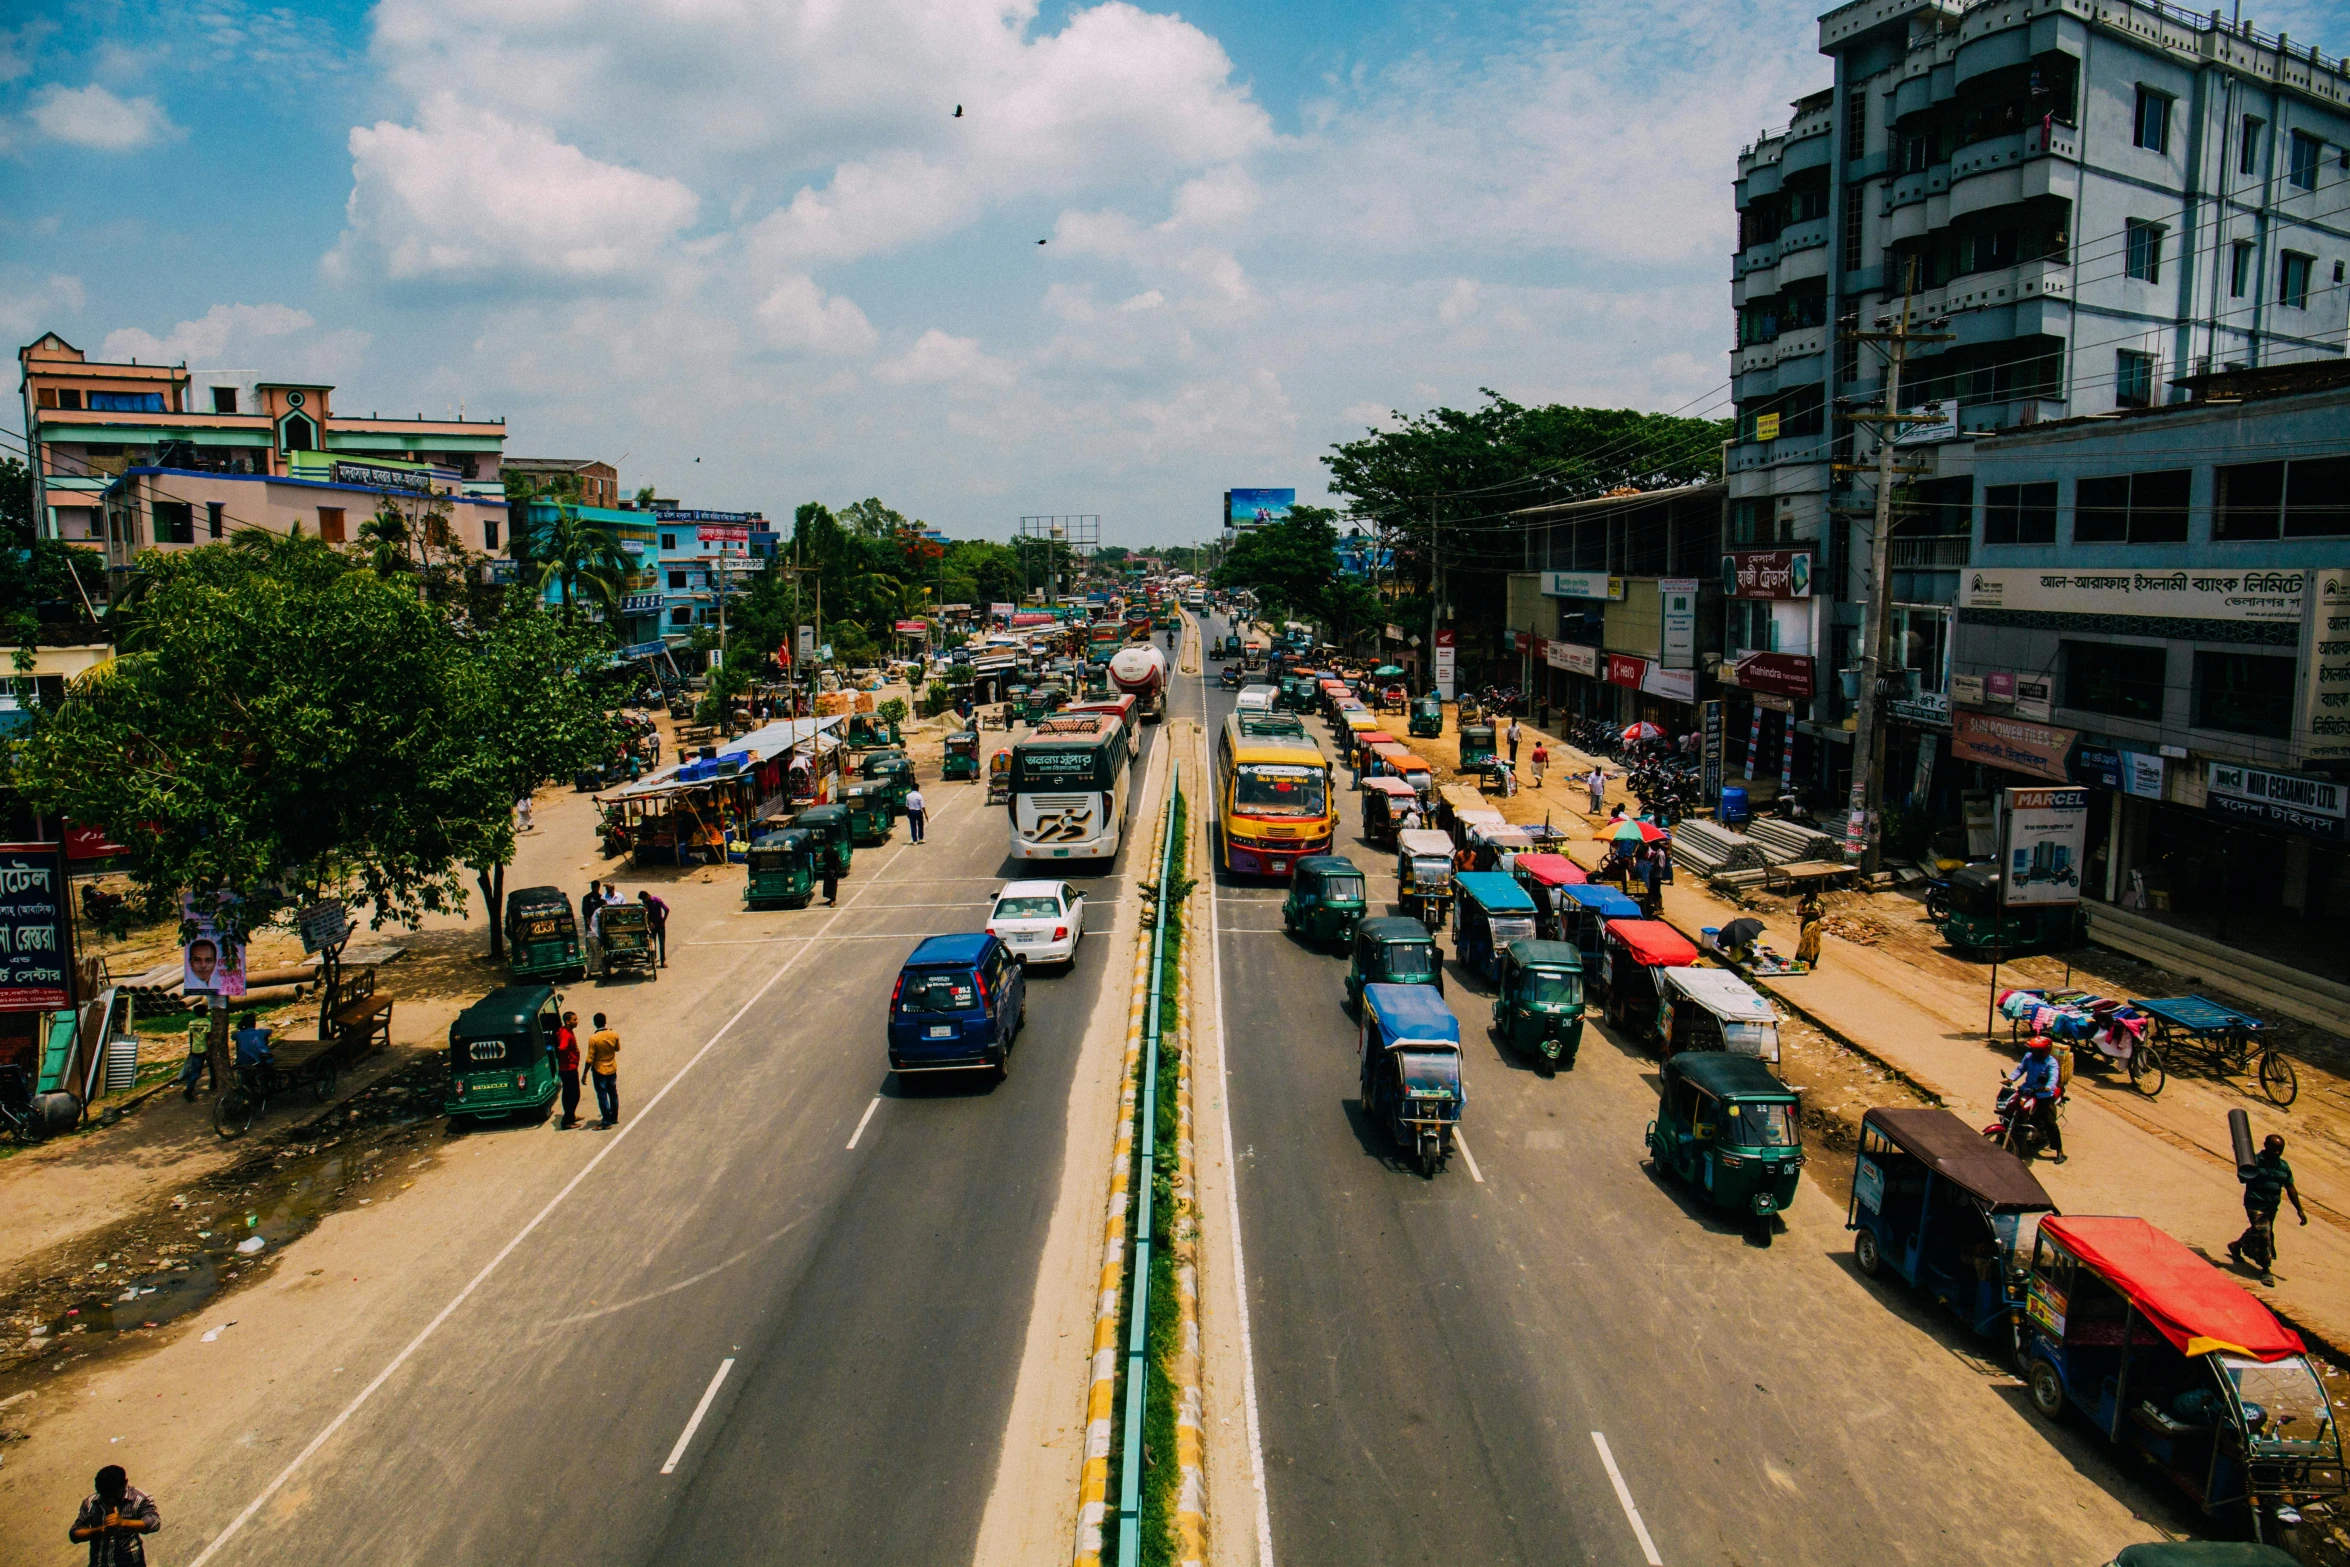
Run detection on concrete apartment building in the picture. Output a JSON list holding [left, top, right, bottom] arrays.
[[1728, 0, 2350, 800], [505, 457, 622, 509], [16, 332, 509, 573]]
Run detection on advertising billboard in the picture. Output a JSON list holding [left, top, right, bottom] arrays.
[[1225, 489, 1295, 529], [2002, 788, 2088, 907], [0, 842, 71, 1011]]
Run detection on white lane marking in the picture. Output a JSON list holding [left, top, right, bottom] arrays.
[[845, 1095, 882, 1150], [660, 1358, 737, 1474], [185, 910, 845, 1567], [1208, 772, 1279, 1567], [1453, 1129, 1486, 1184], [1591, 1431, 1664, 1566]]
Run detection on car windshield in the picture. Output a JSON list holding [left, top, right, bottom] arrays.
[[1320, 876, 1365, 902], [1524, 972, 1581, 1008], [1235, 765, 1327, 817], [1382, 942, 1437, 977], [1398, 1049, 1461, 1097], [900, 971, 978, 1013], [994, 896, 1061, 919], [748, 849, 799, 872], [1725, 1100, 1800, 1147], [2221, 1356, 2337, 1449], [1409, 856, 1452, 884]]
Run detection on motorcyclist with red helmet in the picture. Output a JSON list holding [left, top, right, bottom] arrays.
[[1999, 1036, 2067, 1163]]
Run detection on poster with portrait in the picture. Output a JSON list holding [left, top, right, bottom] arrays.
[[181, 895, 248, 1000]]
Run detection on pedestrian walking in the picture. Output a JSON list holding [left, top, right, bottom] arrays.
[[905, 785, 928, 844], [515, 795, 535, 834], [822, 858, 840, 906], [554, 1011, 582, 1129], [1506, 717, 1522, 764], [1529, 741, 1547, 790], [2229, 1134, 2308, 1279], [638, 889, 669, 967], [70, 1465, 160, 1566], [586, 1012, 621, 1128], [1795, 889, 1825, 970], [1585, 765, 1607, 816], [1639, 844, 1665, 919], [177, 1020, 217, 1100], [580, 880, 601, 932]]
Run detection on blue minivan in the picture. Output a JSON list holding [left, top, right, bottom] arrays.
[[888, 933, 1028, 1079]]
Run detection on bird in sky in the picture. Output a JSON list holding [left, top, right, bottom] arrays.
[[953, 105, 963, 117], [1037, 238, 1047, 245]]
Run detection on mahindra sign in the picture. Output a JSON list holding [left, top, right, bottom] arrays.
[[1732, 652, 1814, 697]]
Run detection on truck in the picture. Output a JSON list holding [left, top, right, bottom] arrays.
[[1107, 644, 1169, 722]]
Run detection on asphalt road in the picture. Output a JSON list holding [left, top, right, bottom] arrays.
[[200, 722, 1167, 1566], [1189, 613, 2153, 1567]]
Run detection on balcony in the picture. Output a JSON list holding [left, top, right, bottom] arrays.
[[1911, 256, 2070, 320], [1889, 535, 1970, 567]]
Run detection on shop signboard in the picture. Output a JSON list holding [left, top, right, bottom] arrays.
[[1985, 671, 2016, 703], [1513, 631, 1532, 652], [2299, 566, 2350, 765], [2012, 676, 2053, 723], [1723, 550, 1813, 599], [798, 626, 816, 662], [1950, 673, 1985, 707], [1660, 579, 1698, 670], [1700, 700, 1723, 804], [2001, 788, 2089, 907], [1433, 629, 1457, 699], [1888, 691, 1951, 728], [893, 620, 930, 637], [330, 459, 433, 493], [621, 591, 662, 614], [1894, 399, 1958, 445], [1605, 653, 1646, 690], [1950, 710, 2077, 784], [1540, 571, 1624, 601], [0, 842, 72, 1011], [297, 899, 351, 955], [2206, 762, 2349, 843], [658, 509, 761, 524], [2073, 747, 2163, 798], [1733, 652, 1814, 698], [1545, 640, 1598, 676], [1642, 666, 1697, 705], [697, 523, 750, 544], [1960, 567, 2308, 623]]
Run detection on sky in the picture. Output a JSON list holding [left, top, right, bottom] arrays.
[[4, 0, 2270, 548]]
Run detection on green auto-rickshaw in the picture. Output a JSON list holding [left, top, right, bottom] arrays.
[[504, 885, 585, 984], [746, 829, 816, 908], [860, 750, 916, 813], [1457, 722, 1497, 773], [1282, 855, 1367, 947], [444, 984, 564, 1123], [794, 803, 855, 877], [1646, 1050, 1805, 1243], [1938, 865, 2081, 956], [840, 781, 895, 846], [1346, 915, 1445, 1011], [1492, 939, 1584, 1073], [1408, 693, 1443, 738], [844, 711, 900, 749], [942, 729, 981, 782]]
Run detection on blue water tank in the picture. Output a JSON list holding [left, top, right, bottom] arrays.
[[1720, 786, 1750, 826]]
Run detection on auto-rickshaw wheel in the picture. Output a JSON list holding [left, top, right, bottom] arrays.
[[2026, 1358, 2065, 1420], [1853, 1228, 1882, 1276], [1536, 1055, 1555, 1079], [1750, 1218, 1775, 1246]]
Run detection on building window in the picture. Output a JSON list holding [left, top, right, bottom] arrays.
[[2132, 87, 2170, 153], [1728, 600, 1779, 652], [667, 570, 687, 589], [2192, 651, 2295, 737], [2230, 241, 2254, 298], [1841, 199, 1865, 272], [2062, 640, 2166, 722], [56, 388, 83, 411], [211, 387, 239, 414], [317, 507, 346, 544], [2278, 251, 2313, 309], [1983, 481, 2058, 544], [2240, 116, 2263, 174], [2123, 220, 2163, 282], [1845, 87, 1867, 158], [670, 607, 692, 626], [2288, 131, 2321, 191], [484, 518, 500, 551], [152, 500, 194, 545], [206, 501, 224, 539], [2114, 350, 2157, 410], [2075, 469, 2189, 543], [281, 412, 317, 451], [89, 391, 166, 413], [660, 532, 677, 551]]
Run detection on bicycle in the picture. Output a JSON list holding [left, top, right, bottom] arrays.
[[213, 1053, 337, 1139]]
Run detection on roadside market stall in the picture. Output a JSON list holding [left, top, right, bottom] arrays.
[[596, 716, 846, 867]]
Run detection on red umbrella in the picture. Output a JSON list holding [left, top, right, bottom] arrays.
[[1621, 721, 1664, 743]]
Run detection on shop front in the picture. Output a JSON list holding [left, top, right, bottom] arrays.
[[1716, 652, 1815, 803]]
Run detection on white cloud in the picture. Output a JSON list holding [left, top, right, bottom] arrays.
[[26, 82, 181, 151], [0, 274, 84, 338], [1437, 279, 1481, 328], [876, 329, 1016, 389], [102, 302, 314, 366], [754, 275, 877, 358], [328, 98, 700, 286]]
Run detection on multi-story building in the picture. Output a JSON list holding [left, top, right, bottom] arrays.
[[16, 331, 509, 574], [504, 457, 622, 508], [648, 509, 778, 642], [1730, 0, 2350, 798]]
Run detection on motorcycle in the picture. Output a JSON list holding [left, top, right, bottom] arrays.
[[1984, 1081, 2065, 1160]]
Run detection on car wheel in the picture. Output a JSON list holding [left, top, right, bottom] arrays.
[[2027, 1358, 2066, 1421]]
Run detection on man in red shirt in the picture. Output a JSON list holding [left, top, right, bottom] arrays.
[[554, 1010, 583, 1129]]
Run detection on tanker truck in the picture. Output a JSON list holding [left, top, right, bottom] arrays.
[[1107, 643, 1168, 722]]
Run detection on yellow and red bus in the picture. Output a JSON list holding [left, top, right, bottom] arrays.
[[1215, 712, 1335, 876]]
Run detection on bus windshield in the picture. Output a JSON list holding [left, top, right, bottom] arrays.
[[1235, 764, 1327, 817]]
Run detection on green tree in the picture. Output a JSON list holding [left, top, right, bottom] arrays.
[[512, 497, 632, 625], [1210, 505, 1342, 623], [1, 456, 38, 547]]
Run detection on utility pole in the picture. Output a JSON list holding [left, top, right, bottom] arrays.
[[1427, 496, 1441, 698], [1838, 262, 1952, 874]]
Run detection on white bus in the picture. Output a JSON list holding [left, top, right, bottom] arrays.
[[1067, 693, 1140, 761], [1009, 713, 1135, 863]]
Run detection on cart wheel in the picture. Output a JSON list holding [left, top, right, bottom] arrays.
[[311, 1062, 339, 1105], [2127, 1043, 2165, 1097], [2258, 1050, 2298, 1108], [1853, 1228, 1882, 1277], [213, 1086, 258, 1139], [2026, 1358, 2066, 1421]]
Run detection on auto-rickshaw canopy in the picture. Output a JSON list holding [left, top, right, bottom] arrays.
[[1661, 1049, 1793, 1106], [1606, 918, 1700, 968], [1397, 828, 1455, 863], [1294, 855, 1366, 895], [451, 984, 557, 1044], [1513, 852, 1586, 888], [1861, 1107, 2054, 1213], [1559, 882, 1642, 918], [2040, 1215, 2304, 1360], [748, 828, 813, 867], [1503, 938, 1582, 974], [1362, 776, 1416, 802], [945, 730, 980, 755], [1454, 871, 1536, 915]]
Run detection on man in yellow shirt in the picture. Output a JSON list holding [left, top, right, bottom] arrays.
[[586, 1012, 622, 1128]]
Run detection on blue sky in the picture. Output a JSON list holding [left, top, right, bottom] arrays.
[[7, 0, 2252, 546]]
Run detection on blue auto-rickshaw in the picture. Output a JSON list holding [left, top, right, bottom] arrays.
[[1452, 871, 1540, 986], [1357, 983, 1464, 1178], [1555, 882, 1642, 993], [1848, 1107, 2056, 1344]]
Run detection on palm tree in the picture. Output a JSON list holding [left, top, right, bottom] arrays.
[[513, 497, 632, 624]]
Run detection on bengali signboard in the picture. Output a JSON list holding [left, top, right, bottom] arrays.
[[1723, 550, 1813, 600], [657, 510, 762, 524], [1701, 700, 1724, 804], [2207, 762, 2349, 843], [1950, 710, 2077, 784], [330, 459, 433, 493], [1660, 579, 1698, 670], [1960, 567, 2308, 623], [2072, 746, 2165, 799], [1539, 571, 1624, 601], [697, 523, 750, 544], [1545, 640, 1599, 676], [0, 842, 72, 1010], [2300, 567, 2350, 764]]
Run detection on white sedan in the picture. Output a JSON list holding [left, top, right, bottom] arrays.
[[986, 880, 1087, 967]]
